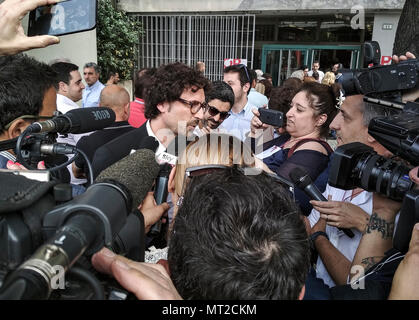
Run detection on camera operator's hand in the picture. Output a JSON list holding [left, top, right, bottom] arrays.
[[0, 0, 62, 56], [6, 160, 46, 170], [139, 191, 170, 233], [388, 223, 419, 300], [409, 166, 419, 185], [392, 51, 416, 64], [249, 108, 270, 138], [92, 247, 182, 300], [310, 195, 370, 233], [392, 52, 419, 103]]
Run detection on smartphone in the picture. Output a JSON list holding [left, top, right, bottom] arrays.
[[28, 0, 97, 37], [258, 108, 284, 128], [0, 169, 50, 182]]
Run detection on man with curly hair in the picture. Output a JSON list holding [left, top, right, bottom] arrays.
[[91, 62, 211, 178]]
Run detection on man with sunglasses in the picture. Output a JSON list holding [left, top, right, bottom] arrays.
[[193, 80, 234, 136], [220, 64, 255, 141], [0, 54, 58, 169], [91, 62, 211, 178]]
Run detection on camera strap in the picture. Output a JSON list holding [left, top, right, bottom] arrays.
[[0, 137, 17, 152]]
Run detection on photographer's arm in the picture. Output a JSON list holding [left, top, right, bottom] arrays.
[[310, 216, 352, 286], [388, 223, 419, 300], [0, 0, 62, 56], [349, 194, 401, 282]]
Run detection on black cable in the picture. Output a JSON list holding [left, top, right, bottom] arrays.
[[67, 267, 105, 300], [48, 154, 77, 172], [75, 148, 94, 186], [15, 127, 36, 170]]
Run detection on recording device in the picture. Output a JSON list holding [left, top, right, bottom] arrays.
[[258, 108, 284, 128], [328, 142, 414, 202], [329, 40, 419, 253], [148, 163, 171, 238], [363, 41, 381, 67], [28, 0, 97, 37], [289, 167, 354, 238], [26, 107, 116, 135], [16, 108, 115, 170], [0, 149, 160, 299]]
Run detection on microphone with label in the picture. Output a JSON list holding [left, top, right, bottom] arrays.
[[0, 149, 160, 300], [26, 107, 116, 134], [289, 167, 354, 238]]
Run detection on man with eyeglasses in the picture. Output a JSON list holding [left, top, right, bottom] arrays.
[[193, 80, 234, 136], [91, 62, 211, 178], [0, 54, 58, 169], [220, 64, 255, 141]]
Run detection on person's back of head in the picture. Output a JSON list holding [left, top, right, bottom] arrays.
[[289, 70, 304, 81], [145, 62, 211, 120], [283, 77, 303, 89], [134, 67, 156, 100], [321, 71, 336, 86], [168, 167, 310, 299], [312, 71, 319, 81], [99, 85, 130, 121], [269, 85, 299, 128], [0, 54, 58, 135]]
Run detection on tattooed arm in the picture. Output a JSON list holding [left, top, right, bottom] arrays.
[[349, 193, 401, 283]]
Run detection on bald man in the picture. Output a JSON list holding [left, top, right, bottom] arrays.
[[72, 85, 135, 179]]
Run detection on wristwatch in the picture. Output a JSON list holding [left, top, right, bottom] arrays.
[[310, 231, 329, 242]]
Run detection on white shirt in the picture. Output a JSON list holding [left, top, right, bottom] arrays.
[[56, 94, 92, 185], [146, 120, 166, 158], [307, 185, 373, 288], [247, 88, 269, 109], [219, 100, 256, 141]]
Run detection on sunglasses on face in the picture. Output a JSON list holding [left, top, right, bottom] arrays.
[[177, 98, 208, 114], [206, 105, 230, 121]]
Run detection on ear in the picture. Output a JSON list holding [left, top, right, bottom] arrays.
[[316, 113, 327, 127], [243, 82, 251, 94], [8, 119, 30, 139], [168, 165, 177, 194], [367, 134, 376, 144], [157, 102, 169, 114], [124, 102, 130, 119], [298, 285, 306, 300], [58, 81, 68, 94]]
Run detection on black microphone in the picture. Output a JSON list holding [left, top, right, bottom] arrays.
[[148, 163, 171, 237], [0, 149, 160, 300], [289, 167, 354, 238], [27, 107, 116, 134]]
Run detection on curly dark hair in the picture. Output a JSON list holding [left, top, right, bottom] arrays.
[[296, 82, 340, 138], [0, 54, 58, 132], [145, 62, 211, 119], [269, 86, 300, 128]]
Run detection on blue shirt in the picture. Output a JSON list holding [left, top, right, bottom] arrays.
[[247, 88, 268, 108], [219, 100, 256, 141], [82, 80, 105, 108]]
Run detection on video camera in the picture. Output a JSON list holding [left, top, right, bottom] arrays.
[[330, 41, 419, 253]]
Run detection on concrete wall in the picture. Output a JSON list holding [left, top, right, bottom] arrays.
[[372, 13, 401, 59], [119, 0, 405, 12]]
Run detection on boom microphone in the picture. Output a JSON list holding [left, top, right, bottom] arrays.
[[289, 167, 355, 238], [27, 107, 116, 134], [0, 149, 160, 300]]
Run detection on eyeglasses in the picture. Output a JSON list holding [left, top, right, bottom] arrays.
[[206, 105, 231, 121], [3, 115, 54, 130], [176, 164, 230, 206], [238, 64, 251, 84], [177, 98, 208, 114]]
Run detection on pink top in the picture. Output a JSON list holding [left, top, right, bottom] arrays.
[[128, 98, 147, 128]]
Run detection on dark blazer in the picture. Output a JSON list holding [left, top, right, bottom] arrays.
[[92, 122, 150, 178]]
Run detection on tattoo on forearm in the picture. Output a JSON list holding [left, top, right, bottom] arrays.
[[365, 212, 395, 239], [361, 256, 383, 271]]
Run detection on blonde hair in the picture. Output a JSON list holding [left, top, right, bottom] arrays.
[[174, 133, 257, 195], [321, 72, 336, 86]]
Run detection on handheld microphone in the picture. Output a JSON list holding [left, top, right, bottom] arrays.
[[0, 149, 160, 300], [27, 107, 116, 134], [148, 163, 171, 237], [289, 167, 355, 238]]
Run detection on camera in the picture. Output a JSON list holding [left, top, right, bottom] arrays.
[[329, 41, 419, 253]]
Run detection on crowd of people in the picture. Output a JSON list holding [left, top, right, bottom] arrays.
[[1, 0, 419, 301]]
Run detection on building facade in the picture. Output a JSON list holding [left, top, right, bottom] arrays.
[[118, 0, 405, 85]]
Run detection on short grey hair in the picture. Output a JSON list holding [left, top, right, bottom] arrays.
[[83, 62, 100, 74]]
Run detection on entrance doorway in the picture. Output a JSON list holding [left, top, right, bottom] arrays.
[[261, 45, 361, 86]]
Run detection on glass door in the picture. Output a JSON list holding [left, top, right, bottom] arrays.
[[265, 49, 308, 86]]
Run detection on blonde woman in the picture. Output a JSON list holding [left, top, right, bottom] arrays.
[[321, 71, 336, 86]]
